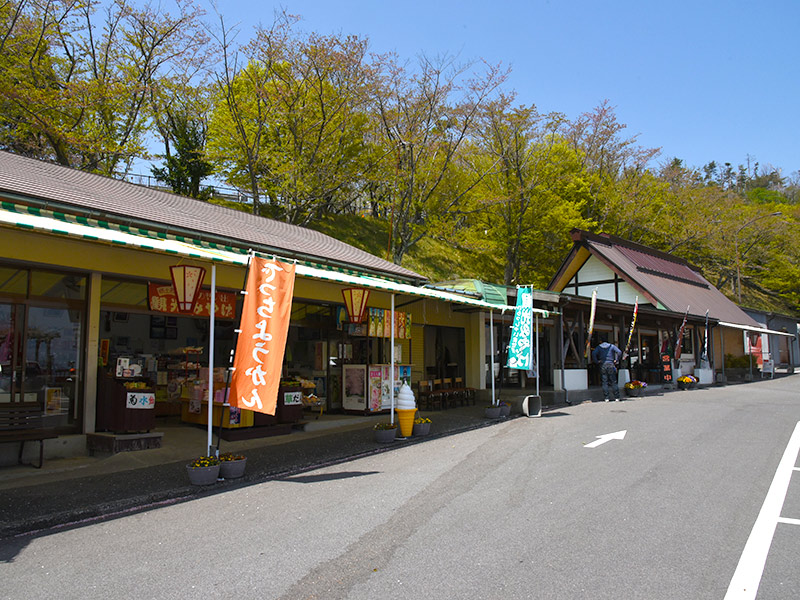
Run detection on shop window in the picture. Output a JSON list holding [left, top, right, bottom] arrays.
[[100, 278, 148, 308], [0, 266, 28, 298], [31, 271, 86, 300]]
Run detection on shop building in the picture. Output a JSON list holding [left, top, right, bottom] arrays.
[[545, 229, 794, 391], [0, 151, 508, 465]]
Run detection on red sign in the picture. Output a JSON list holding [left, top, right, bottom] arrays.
[[148, 283, 236, 319], [229, 258, 296, 416]]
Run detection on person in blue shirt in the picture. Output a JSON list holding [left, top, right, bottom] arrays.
[[592, 335, 622, 402]]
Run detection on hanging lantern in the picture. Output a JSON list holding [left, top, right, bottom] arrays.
[[170, 265, 206, 313], [341, 288, 370, 324]]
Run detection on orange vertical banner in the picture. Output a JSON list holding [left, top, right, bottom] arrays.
[[229, 257, 296, 415]]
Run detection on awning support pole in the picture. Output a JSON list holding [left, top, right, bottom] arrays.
[[535, 311, 540, 397], [390, 293, 395, 424], [490, 309, 496, 406], [207, 263, 216, 457]]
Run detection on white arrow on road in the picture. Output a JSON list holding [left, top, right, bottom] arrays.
[[584, 430, 627, 448]]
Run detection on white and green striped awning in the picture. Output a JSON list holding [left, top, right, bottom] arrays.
[[0, 201, 544, 314]]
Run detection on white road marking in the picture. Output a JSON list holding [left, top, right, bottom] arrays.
[[724, 421, 800, 600], [583, 430, 626, 448], [776, 517, 800, 526]]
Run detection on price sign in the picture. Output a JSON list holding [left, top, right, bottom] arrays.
[[660, 353, 673, 384]]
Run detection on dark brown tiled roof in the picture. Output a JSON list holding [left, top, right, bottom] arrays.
[[561, 230, 761, 328], [0, 151, 423, 281]]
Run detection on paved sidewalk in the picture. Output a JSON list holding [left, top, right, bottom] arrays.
[[0, 405, 519, 539]]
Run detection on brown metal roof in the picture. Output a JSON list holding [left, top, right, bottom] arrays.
[[578, 231, 760, 327], [0, 151, 423, 281]]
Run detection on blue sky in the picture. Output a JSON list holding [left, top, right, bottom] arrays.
[[214, 0, 799, 177]]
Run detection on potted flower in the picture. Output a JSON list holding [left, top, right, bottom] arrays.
[[498, 401, 512, 417], [624, 380, 647, 397], [677, 375, 697, 390], [485, 404, 502, 419], [186, 455, 220, 486], [412, 417, 431, 436], [218, 452, 247, 479], [374, 421, 398, 443]]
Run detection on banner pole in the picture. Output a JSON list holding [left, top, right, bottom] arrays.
[[534, 285, 540, 398], [216, 253, 253, 457], [207, 263, 216, 456], [390, 293, 395, 424], [490, 309, 496, 406]]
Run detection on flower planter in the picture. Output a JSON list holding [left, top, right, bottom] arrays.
[[625, 387, 644, 398], [374, 428, 397, 443], [485, 406, 502, 419], [412, 422, 431, 436], [186, 464, 220, 486], [498, 403, 511, 417], [677, 381, 689, 390], [219, 458, 247, 479]]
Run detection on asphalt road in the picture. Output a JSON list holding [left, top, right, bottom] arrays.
[[2, 377, 799, 599]]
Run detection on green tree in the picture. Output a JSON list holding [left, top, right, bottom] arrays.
[[371, 53, 507, 264], [151, 110, 214, 199], [461, 97, 593, 285], [0, 0, 207, 174]]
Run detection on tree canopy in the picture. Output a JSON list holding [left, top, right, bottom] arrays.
[[1, 2, 798, 314]]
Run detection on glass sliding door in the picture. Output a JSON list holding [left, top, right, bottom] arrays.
[[26, 305, 83, 426]]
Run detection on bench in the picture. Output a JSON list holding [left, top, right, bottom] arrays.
[[0, 402, 58, 468]]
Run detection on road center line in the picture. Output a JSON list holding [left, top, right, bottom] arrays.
[[724, 421, 800, 600]]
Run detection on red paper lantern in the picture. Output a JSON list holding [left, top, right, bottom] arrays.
[[341, 288, 370, 324], [170, 265, 206, 313]]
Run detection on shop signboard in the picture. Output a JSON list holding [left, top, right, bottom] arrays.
[[126, 391, 155, 409], [283, 390, 302, 406], [147, 283, 236, 318], [660, 353, 673, 384]]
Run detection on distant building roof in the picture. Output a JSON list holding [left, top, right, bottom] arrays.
[[549, 229, 761, 328], [427, 279, 509, 307], [0, 150, 423, 282]]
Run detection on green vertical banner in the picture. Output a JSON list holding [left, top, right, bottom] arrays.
[[508, 287, 532, 370]]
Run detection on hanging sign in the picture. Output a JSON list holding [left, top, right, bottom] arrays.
[[508, 287, 533, 370], [366, 307, 412, 339], [148, 283, 236, 318], [229, 257, 296, 416]]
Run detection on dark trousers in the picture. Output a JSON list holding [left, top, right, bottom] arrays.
[[600, 363, 619, 400]]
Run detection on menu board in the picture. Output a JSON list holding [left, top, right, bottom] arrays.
[[660, 353, 673, 384]]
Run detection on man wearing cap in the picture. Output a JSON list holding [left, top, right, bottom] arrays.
[[592, 334, 622, 402]]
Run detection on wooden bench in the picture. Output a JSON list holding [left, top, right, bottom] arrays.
[[0, 402, 58, 468]]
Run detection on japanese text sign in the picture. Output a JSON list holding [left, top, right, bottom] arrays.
[[660, 353, 673, 384], [148, 283, 236, 319], [229, 258, 295, 415]]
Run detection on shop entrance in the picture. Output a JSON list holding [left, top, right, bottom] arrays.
[[1, 276, 84, 433]]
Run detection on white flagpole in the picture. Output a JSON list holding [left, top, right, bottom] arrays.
[[535, 312, 540, 397], [207, 263, 216, 456], [390, 293, 395, 424], [490, 309, 496, 406]]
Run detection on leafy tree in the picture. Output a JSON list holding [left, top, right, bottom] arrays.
[[151, 110, 214, 199], [0, 0, 207, 174], [461, 97, 593, 285], [563, 100, 660, 226], [370, 53, 507, 264]]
